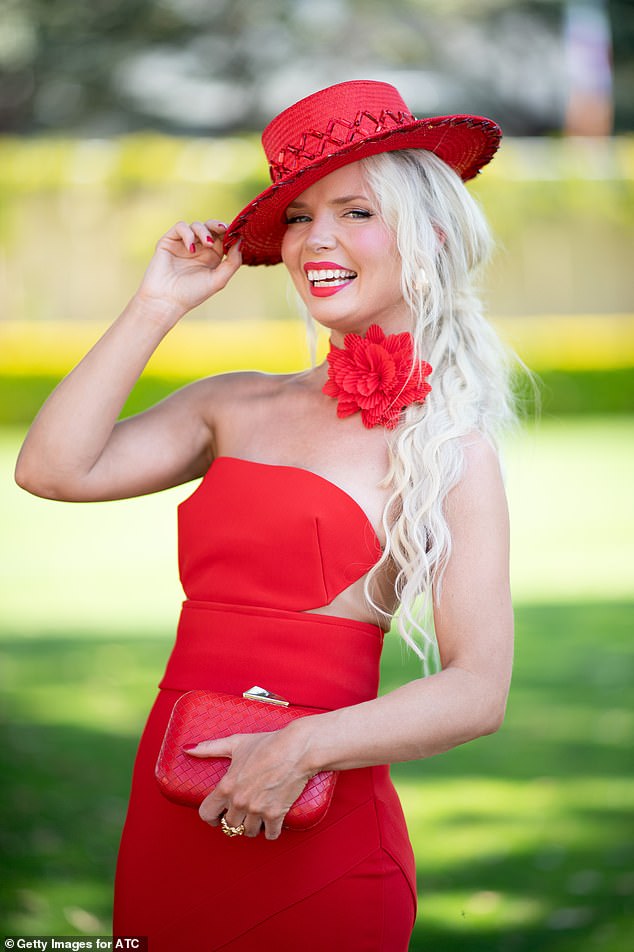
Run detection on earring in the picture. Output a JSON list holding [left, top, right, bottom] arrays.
[[413, 268, 430, 292]]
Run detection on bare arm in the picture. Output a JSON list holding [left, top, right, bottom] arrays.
[[300, 435, 513, 767], [15, 220, 242, 501], [192, 436, 514, 838]]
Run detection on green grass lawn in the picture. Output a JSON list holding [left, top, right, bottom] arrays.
[[1, 418, 632, 949]]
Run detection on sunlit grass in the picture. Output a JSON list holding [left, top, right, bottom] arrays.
[[418, 889, 546, 931], [401, 768, 634, 950], [400, 777, 634, 869], [504, 416, 634, 600], [8, 882, 109, 937]]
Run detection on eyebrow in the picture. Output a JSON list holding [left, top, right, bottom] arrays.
[[286, 193, 371, 210]]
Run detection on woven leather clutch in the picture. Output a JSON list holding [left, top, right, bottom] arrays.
[[155, 688, 337, 830]]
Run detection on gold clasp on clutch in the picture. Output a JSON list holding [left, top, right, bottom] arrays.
[[242, 685, 290, 707]]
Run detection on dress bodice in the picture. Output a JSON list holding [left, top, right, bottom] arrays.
[[178, 457, 382, 612]]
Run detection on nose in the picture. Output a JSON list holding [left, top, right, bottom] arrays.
[[305, 214, 336, 252]]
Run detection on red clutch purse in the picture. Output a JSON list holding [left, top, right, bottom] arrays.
[[155, 686, 337, 830]]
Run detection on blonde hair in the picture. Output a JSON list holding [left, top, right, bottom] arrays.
[[358, 150, 517, 669]]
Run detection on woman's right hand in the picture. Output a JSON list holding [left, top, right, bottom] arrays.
[[136, 219, 242, 324]]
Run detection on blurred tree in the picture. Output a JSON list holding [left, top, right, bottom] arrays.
[[609, 0, 634, 131], [0, 0, 631, 134]]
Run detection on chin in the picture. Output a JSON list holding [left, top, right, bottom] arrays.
[[306, 301, 363, 328], [311, 313, 365, 335]]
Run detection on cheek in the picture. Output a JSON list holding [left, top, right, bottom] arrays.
[[353, 225, 398, 266], [281, 239, 308, 296], [354, 232, 385, 259], [281, 235, 296, 274], [280, 230, 291, 266], [357, 234, 401, 291]]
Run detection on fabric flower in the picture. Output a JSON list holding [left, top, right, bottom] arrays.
[[323, 324, 432, 430]]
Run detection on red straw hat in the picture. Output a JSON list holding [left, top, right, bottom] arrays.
[[223, 79, 501, 267]]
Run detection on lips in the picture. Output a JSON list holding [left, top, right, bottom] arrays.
[[303, 260, 357, 297]]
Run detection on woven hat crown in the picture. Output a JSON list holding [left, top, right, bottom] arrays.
[[263, 81, 415, 185]]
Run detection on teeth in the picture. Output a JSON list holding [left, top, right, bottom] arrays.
[[306, 268, 356, 283]]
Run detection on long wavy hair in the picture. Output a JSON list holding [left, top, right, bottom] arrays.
[[356, 149, 517, 669]]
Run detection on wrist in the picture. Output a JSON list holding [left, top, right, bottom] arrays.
[[131, 289, 188, 329], [284, 713, 327, 777]]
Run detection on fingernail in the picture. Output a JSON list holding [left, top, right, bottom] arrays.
[[206, 236, 214, 244], [182, 743, 199, 751], [189, 243, 196, 254], [217, 222, 227, 230]]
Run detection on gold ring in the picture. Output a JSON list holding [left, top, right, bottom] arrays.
[[220, 816, 245, 837]]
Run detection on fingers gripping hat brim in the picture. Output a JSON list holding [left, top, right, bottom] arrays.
[[223, 81, 502, 267]]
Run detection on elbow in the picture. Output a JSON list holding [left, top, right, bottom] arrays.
[[14, 454, 62, 500], [476, 693, 509, 738], [15, 467, 48, 499], [14, 456, 37, 494], [444, 661, 512, 742], [480, 705, 506, 737]]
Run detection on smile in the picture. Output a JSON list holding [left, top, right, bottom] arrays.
[[306, 268, 357, 288], [303, 261, 357, 297]]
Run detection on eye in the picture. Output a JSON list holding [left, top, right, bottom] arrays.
[[284, 212, 311, 224], [344, 208, 373, 219]]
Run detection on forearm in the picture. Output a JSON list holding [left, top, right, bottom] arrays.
[[291, 664, 510, 774], [15, 294, 183, 496]]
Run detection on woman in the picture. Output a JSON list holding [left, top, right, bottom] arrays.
[[16, 81, 514, 950]]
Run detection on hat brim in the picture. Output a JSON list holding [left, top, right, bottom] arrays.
[[223, 114, 501, 267]]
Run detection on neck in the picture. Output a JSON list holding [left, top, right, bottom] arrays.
[[329, 318, 414, 350]]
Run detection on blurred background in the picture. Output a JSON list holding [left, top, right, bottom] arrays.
[[0, 1, 632, 949]]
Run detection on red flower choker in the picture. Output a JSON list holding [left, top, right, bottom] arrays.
[[323, 324, 432, 430]]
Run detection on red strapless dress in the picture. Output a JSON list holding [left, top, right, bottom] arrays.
[[114, 457, 416, 951]]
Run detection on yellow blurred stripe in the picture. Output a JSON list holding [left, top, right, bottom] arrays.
[[0, 319, 328, 378], [492, 314, 634, 370], [0, 315, 632, 377]]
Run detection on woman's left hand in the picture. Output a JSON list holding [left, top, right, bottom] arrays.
[[185, 727, 313, 840]]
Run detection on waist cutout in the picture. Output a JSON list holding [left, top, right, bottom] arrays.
[[159, 600, 384, 710]]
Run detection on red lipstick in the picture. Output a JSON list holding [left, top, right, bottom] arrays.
[[303, 261, 357, 297], [303, 261, 349, 272]]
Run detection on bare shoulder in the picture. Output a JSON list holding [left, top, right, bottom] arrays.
[[170, 368, 296, 417], [460, 431, 504, 484], [169, 368, 304, 453], [445, 432, 508, 527]]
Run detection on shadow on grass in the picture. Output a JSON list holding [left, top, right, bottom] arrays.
[[1, 601, 632, 949], [0, 721, 133, 933], [0, 635, 168, 934]]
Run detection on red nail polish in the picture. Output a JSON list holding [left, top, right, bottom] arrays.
[[206, 236, 214, 244], [182, 743, 199, 751], [189, 243, 196, 254]]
